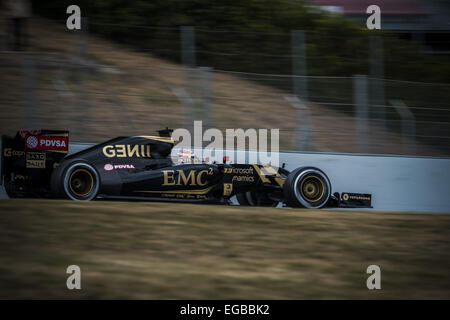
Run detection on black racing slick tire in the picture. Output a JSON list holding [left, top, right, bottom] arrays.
[[283, 167, 331, 209], [52, 161, 100, 201]]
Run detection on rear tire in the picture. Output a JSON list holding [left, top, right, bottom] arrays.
[[52, 161, 99, 201], [283, 167, 331, 208]]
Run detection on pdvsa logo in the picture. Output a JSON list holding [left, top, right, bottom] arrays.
[[104, 163, 135, 171], [25, 136, 68, 151], [26, 136, 38, 149], [40, 138, 67, 148]]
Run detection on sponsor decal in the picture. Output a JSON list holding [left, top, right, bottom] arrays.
[[162, 168, 213, 187], [114, 164, 135, 169], [103, 144, 151, 158], [223, 183, 233, 196], [25, 136, 68, 151], [342, 193, 371, 202], [26, 152, 46, 168], [224, 167, 254, 175], [232, 175, 255, 182], [3, 148, 25, 157], [350, 195, 371, 201], [104, 163, 135, 171], [19, 130, 41, 139], [26, 136, 38, 149], [160, 193, 206, 199]]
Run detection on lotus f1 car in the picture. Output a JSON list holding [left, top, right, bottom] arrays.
[[1, 129, 372, 209]]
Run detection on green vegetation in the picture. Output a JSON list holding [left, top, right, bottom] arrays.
[[33, 0, 450, 83], [1, 199, 449, 299]]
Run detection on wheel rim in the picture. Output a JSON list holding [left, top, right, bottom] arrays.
[[300, 175, 324, 202], [293, 169, 331, 208], [69, 169, 94, 197], [64, 163, 99, 201]]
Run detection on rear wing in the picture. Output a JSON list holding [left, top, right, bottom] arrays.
[[1, 130, 69, 197]]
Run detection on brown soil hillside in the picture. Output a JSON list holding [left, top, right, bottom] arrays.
[[0, 17, 442, 155]]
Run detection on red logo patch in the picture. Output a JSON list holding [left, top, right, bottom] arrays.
[[104, 164, 135, 171], [25, 136, 68, 152]]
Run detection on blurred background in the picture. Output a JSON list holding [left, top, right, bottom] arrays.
[[1, 0, 449, 155]]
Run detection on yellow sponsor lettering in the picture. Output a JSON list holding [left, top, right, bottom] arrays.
[[223, 183, 233, 196], [162, 169, 210, 186], [196, 170, 209, 186], [178, 170, 196, 186], [127, 145, 140, 157], [163, 170, 176, 185], [26, 153, 46, 168], [26, 160, 45, 168], [102, 144, 151, 158], [116, 145, 126, 157], [3, 149, 25, 157], [103, 145, 115, 157]]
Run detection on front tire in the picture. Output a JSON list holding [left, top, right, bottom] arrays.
[[283, 167, 331, 208]]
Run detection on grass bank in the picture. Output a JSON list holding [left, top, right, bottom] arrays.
[[0, 199, 449, 299]]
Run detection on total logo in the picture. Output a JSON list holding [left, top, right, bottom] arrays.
[[25, 135, 68, 151], [104, 163, 135, 171]]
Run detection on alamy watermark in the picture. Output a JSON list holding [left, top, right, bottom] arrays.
[[66, 265, 81, 290], [366, 5, 381, 30], [366, 265, 381, 290], [66, 5, 81, 30], [172, 121, 280, 167], [66, 4, 381, 31]]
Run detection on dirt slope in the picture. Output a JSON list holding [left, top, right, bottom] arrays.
[[0, 199, 449, 299], [0, 17, 441, 155]]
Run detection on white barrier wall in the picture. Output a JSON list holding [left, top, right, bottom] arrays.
[[279, 152, 450, 213], [1, 142, 449, 213]]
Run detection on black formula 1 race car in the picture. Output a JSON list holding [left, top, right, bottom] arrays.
[[1, 129, 372, 209]]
